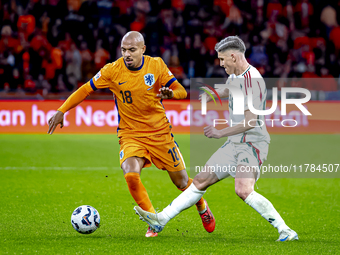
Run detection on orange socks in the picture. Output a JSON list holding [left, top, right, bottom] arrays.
[[124, 173, 205, 213], [124, 172, 155, 213], [178, 178, 206, 212]]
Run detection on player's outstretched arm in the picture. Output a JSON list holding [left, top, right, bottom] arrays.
[[47, 84, 93, 135], [199, 87, 229, 103], [204, 110, 256, 139], [216, 87, 229, 98]]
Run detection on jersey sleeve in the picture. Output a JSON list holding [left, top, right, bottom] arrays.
[[158, 58, 177, 88], [90, 62, 115, 90], [169, 80, 187, 99], [57, 82, 93, 113]]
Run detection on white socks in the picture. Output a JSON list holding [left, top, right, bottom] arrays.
[[156, 185, 289, 233], [157, 183, 205, 225], [245, 191, 289, 233]]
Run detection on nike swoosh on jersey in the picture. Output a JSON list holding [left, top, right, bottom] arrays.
[[174, 163, 180, 167], [119, 81, 127, 85]]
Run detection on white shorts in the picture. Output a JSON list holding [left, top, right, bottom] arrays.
[[206, 140, 269, 181]]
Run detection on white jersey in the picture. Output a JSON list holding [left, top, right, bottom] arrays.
[[227, 65, 270, 144]]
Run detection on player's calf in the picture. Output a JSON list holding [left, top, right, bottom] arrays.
[[244, 190, 297, 241]]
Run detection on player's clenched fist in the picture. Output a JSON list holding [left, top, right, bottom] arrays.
[[204, 125, 221, 139], [157, 87, 174, 99], [47, 111, 64, 135]]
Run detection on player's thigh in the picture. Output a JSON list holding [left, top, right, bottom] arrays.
[[235, 142, 268, 181], [119, 137, 152, 170], [148, 133, 186, 172], [205, 140, 238, 180], [235, 165, 256, 190]]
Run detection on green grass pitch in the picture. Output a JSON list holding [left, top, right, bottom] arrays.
[[0, 134, 339, 254]]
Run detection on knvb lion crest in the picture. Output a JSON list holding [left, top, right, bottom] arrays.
[[144, 73, 155, 87]]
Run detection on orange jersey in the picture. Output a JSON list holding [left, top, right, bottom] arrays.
[[58, 55, 187, 137]]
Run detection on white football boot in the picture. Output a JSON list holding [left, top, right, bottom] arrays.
[[277, 228, 299, 242], [134, 206, 165, 233]]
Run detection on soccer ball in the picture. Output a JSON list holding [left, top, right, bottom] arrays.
[[71, 205, 100, 234]]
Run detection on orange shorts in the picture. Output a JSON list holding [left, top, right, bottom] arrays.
[[119, 133, 186, 172]]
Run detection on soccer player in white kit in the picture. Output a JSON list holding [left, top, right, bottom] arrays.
[[134, 36, 298, 241]]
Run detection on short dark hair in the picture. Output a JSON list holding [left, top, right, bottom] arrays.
[[215, 36, 246, 53]]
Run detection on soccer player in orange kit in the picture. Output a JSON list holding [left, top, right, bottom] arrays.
[[47, 31, 215, 237]]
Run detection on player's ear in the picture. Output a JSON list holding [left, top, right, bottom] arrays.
[[231, 53, 236, 63], [142, 45, 146, 54]]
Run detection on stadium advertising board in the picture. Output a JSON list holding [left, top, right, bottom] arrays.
[[0, 100, 339, 134]]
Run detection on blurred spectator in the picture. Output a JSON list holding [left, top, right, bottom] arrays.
[[40, 11, 50, 35], [17, 9, 36, 40], [169, 55, 186, 82], [67, 0, 81, 12], [0, 25, 20, 54], [94, 39, 110, 71], [56, 74, 69, 93], [58, 32, 73, 53], [10, 68, 23, 90], [294, 0, 313, 30], [80, 41, 94, 82], [329, 26, 340, 56], [65, 43, 82, 86], [22, 50, 30, 74], [97, 0, 113, 26], [320, 5, 338, 31], [0, 0, 338, 98], [267, 0, 283, 19], [24, 74, 36, 93], [42, 56, 56, 82], [51, 46, 63, 70]]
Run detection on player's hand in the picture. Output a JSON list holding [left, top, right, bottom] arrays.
[[47, 110, 64, 135], [204, 126, 221, 139], [157, 87, 174, 99], [199, 87, 214, 103]]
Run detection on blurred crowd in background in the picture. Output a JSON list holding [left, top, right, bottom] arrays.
[[0, 0, 340, 99]]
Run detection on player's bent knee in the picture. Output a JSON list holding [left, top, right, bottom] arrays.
[[121, 157, 144, 175], [235, 182, 253, 200], [171, 176, 188, 190], [174, 180, 188, 190], [168, 169, 189, 190], [193, 172, 218, 191], [235, 189, 252, 201], [122, 163, 139, 175]]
